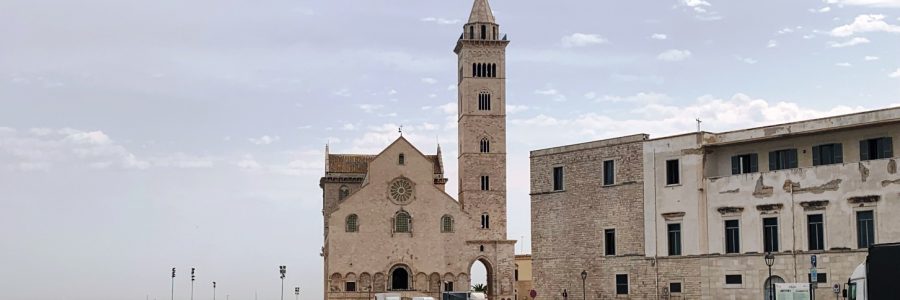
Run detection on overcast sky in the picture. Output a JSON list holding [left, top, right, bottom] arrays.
[[2, 0, 900, 299]]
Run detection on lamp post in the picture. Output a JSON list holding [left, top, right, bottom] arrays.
[[765, 252, 776, 300], [279, 266, 287, 300], [294, 286, 300, 300], [191, 268, 196, 300], [212, 281, 216, 300], [171, 268, 176, 300], [368, 285, 373, 300], [580, 270, 587, 300], [562, 289, 568, 300]]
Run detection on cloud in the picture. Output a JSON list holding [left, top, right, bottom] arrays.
[[657, 49, 692, 61], [420, 17, 461, 25], [767, 40, 778, 48], [584, 92, 597, 100], [248, 135, 280, 145], [678, 0, 722, 20], [599, 92, 671, 104], [342, 123, 356, 131], [681, 0, 711, 12], [534, 88, 567, 102], [561, 33, 608, 48], [831, 14, 900, 37], [358, 104, 384, 113], [810, 6, 832, 13], [735, 55, 758, 64], [864, 56, 879, 61], [651, 33, 668, 40], [333, 88, 352, 97], [829, 37, 871, 47], [835, 62, 853, 67], [421, 77, 437, 84], [506, 105, 530, 114], [890, 68, 900, 78], [832, 0, 900, 7], [0, 128, 150, 171]]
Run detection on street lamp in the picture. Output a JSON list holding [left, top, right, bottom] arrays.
[[294, 286, 300, 300], [279, 266, 287, 300], [368, 284, 373, 300], [765, 252, 776, 300], [212, 281, 217, 300], [562, 289, 568, 300], [191, 268, 196, 300], [580, 270, 587, 300], [171, 268, 176, 300]]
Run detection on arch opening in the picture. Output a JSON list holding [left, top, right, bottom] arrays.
[[764, 276, 785, 300], [469, 258, 494, 297], [389, 265, 411, 291]]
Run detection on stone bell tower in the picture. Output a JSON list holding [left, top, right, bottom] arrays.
[[455, 0, 509, 241]]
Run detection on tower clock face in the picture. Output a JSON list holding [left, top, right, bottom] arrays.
[[389, 178, 414, 204]]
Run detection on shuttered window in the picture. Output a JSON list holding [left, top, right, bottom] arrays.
[[812, 143, 843, 166], [860, 137, 893, 161], [731, 154, 759, 174], [769, 149, 798, 171]]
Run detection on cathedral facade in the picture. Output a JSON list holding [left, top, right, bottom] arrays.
[[319, 1, 515, 299]]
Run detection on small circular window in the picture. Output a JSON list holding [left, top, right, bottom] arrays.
[[389, 178, 414, 204]]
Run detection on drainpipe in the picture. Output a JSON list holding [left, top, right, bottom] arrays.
[[790, 183, 798, 282], [652, 148, 660, 300]]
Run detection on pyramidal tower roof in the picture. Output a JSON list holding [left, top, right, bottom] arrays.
[[468, 0, 496, 24]]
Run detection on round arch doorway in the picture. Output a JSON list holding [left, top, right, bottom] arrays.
[[764, 276, 785, 300], [470, 258, 494, 298], [389, 265, 411, 291]]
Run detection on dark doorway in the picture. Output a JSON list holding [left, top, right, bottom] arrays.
[[391, 267, 409, 290]]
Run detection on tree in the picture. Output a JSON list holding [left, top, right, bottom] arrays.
[[472, 284, 487, 292]]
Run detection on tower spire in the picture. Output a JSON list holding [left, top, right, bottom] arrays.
[[468, 0, 496, 24]]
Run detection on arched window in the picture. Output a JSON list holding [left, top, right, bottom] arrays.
[[395, 211, 411, 233], [493, 26, 497, 40], [346, 214, 359, 232], [481, 63, 487, 78], [481, 25, 486, 39], [491, 64, 497, 78], [487, 64, 493, 78], [339, 185, 350, 201], [472, 63, 477, 77], [480, 138, 490, 153], [478, 92, 491, 111], [441, 215, 454, 233], [398, 153, 405, 165], [481, 213, 490, 229]]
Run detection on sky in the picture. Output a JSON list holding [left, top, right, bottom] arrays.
[[2, 0, 900, 299]]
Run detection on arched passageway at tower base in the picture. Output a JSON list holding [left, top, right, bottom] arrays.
[[470, 258, 494, 297]]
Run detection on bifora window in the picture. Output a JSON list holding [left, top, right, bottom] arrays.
[[481, 213, 490, 229], [480, 138, 490, 153], [480, 176, 490, 191]]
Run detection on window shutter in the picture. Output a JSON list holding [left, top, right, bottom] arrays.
[[731, 156, 740, 175], [788, 149, 798, 168], [750, 154, 759, 172], [768, 151, 777, 171], [812, 146, 821, 166], [860, 140, 870, 161], [883, 137, 893, 158], [834, 144, 844, 163]]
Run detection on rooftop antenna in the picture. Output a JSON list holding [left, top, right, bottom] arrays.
[[696, 118, 703, 133], [398, 124, 404, 137]]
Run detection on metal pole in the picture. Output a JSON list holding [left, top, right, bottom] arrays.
[[768, 265, 773, 300], [171, 268, 176, 300], [582, 278, 585, 300]]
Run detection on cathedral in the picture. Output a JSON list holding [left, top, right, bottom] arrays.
[[319, 0, 515, 299]]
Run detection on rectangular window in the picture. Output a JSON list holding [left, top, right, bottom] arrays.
[[603, 160, 615, 186], [346, 282, 357, 292], [668, 223, 682, 256], [669, 282, 682, 294], [666, 159, 680, 185], [769, 149, 799, 171], [725, 275, 743, 285], [763, 217, 779, 252], [807, 214, 825, 251], [812, 143, 844, 166], [615, 274, 629, 295], [604, 229, 616, 256], [731, 153, 759, 175], [725, 219, 741, 254], [807, 273, 828, 283], [860, 137, 893, 161], [857, 211, 875, 249], [481, 176, 490, 191], [552, 166, 564, 191]]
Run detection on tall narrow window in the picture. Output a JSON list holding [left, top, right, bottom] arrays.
[[807, 214, 825, 251], [603, 160, 615, 186], [481, 25, 486, 39], [346, 214, 359, 232], [552, 166, 564, 191], [668, 223, 682, 256], [481, 213, 490, 229], [469, 26, 474, 39], [491, 64, 497, 77], [769, 149, 799, 171], [725, 219, 740, 254], [480, 176, 490, 191], [860, 137, 893, 161], [493, 27, 496, 40], [395, 211, 411, 233], [441, 215, 454, 233], [604, 229, 616, 256], [472, 63, 477, 77], [812, 143, 843, 166], [763, 217, 779, 252], [480, 138, 490, 153], [398, 153, 405, 165], [666, 159, 680, 185], [731, 154, 759, 175], [857, 211, 875, 249], [615, 274, 629, 295], [478, 92, 491, 110]]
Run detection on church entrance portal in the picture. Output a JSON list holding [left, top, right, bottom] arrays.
[[390, 266, 410, 290]]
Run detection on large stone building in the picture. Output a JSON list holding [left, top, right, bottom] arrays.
[[319, 1, 516, 299], [531, 108, 900, 300]]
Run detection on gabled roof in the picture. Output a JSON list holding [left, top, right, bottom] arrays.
[[468, 0, 496, 24], [325, 137, 444, 175]]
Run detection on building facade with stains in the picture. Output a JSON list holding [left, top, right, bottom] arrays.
[[531, 107, 900, 300], [319, 1, 516, 299]]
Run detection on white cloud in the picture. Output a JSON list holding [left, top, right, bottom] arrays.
[[599, 92, 671, 104], [864, 56, 879, 60], [421, 77, 438, 84], [829, 37, 871, 47], [561, 33, 608, 48], [682, 0, 711, 12], [767, 40, 778, 48], [777, 28, 795, 34], [358, 104, 384, 113], [678, 0, 722, 20], [342, 123, 356, 131], [333, 88, 352, 97], [387, 89, 398, 95], [657, 49, 692, 62], [420, 17, 461, 25], [651, 33, 668, 40], [0, 128, 150, 171], [890, 68, 900, 78], [248, 135, 280, 145], [832, 0, 900, 7], [735, 55, 758, 64], [534, 88, 567, 102], [831, 14, 900, 37], [835, 62, 853, 67], [809, 6, 832, 13], [237, 155, 262, 170], [584, 92, 597, 100]]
